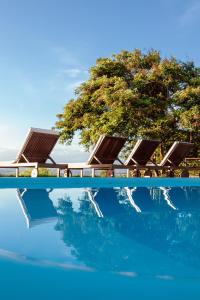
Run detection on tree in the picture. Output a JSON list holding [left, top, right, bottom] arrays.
[[56, 49, 200, 157]]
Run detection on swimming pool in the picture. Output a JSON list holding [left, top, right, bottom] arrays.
[[0, 178, 200, 299]]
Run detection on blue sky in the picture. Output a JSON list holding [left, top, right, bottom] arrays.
[[0, 0, 199, 161]]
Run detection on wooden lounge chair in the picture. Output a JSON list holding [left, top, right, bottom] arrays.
[[0, 128, 67, 177], [160, 141, 194, 167], [67, 135, 127, 177], [158, 141, 194, 176], [124, 139, 160, 177], [125, 140, 194, 177], [125, 139, 160, 166]]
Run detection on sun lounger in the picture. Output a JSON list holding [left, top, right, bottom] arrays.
[[124, 140, 195, 177], [160, 141, 194, 167], [123, 139, 160, 177], [0, 128, 67, 177], [67, 135, 127, 177], [150, 141, 194, 177], [125, 139, 160, 166]]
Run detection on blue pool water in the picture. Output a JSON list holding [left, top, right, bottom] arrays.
[[0, 178, 200, 299]]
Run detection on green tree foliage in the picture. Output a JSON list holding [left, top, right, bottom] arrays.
[[56, 49, 200, 156]]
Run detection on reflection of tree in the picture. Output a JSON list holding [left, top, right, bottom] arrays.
[[55, 187, 200, 272], [117, 187, 200, 269], [55, 194, 143, 272]]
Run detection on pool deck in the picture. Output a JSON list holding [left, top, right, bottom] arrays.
[[0, 177, 199, 189]]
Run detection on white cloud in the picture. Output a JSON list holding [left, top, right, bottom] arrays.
[[0, 124, 23, 149], [53, 47, 80, 66], [179, 1, 200, 26], [0, 47, 89, 151], [0, 143, 89, 163], [64, 80, 85, 94], [0, 148, 17, 161], [51, 143, 89, 163], [58, 68, 88, 78], [63, 68, 82, 78], [49, 47, 89, 102]]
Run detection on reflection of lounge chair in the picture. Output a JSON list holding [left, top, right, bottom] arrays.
[[125, 187, 178, 212], [0, 128, 68, 177], [125, 140, 160, 167], [159, 187, 177, 210], [17, 189, 57, 228], [68, 135, 126, 177], [86, 188, 123, 217], [166, 187, 200, 210], [86, 189, 104, 218], [124, 187, 141, 213], [124, 187, 156, 212]]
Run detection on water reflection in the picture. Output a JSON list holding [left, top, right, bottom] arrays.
[[56, 186, 200, 273], [17, 189, 57, 228], [16, 186, 200, 275]]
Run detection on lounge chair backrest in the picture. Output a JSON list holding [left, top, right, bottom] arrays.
[[87, 135, 126, 165], [16, 128, 59, 163], [125, 139, 160, 166], [160, 142, 193, 167]]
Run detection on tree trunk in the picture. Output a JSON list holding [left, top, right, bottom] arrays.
[[189, 131, 192, 143]]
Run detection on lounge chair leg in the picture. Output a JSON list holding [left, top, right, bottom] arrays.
[[126, 169, 130, 178], [180, 169, 189, 177], [57, 168, 61, 178], [133, 169, 141, 177], [107, 169, 114, 177], [144, 169, 152, 177], [64, 169, 70, 177], [92, 168, 95, 178], [16, 168, 19, 178], [31, 168, 38, 177], [166, 169, 174, 177], [80, 169, 83, 178], [154, 169, 160, 177]]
